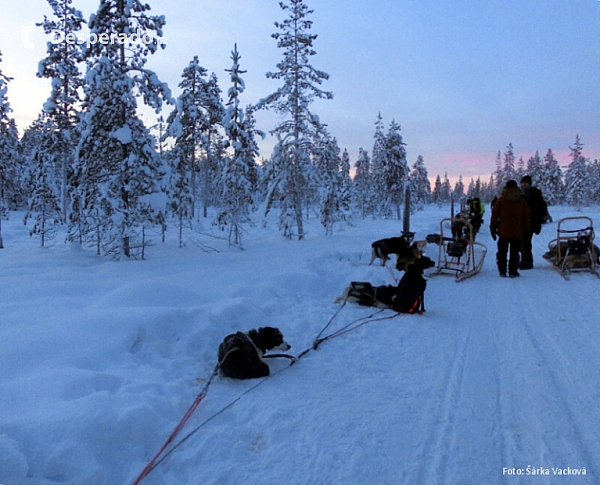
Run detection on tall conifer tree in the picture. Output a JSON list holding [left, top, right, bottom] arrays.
[[258, 0, 332, 239]]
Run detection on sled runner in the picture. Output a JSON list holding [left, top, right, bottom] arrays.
[[543, 216, 600, 280], [426, 217, 487, 282]]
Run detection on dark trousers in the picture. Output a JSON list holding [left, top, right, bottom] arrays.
[[520, 230, 534, 268], [497, 238, 521, 275]]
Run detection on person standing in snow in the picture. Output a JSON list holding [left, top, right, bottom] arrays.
[[519, 175, 547, 270], [489, 180, 531, 278]]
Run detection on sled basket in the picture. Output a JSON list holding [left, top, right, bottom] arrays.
[[544, 216, 599, 279], [429, 217, 487, 282]]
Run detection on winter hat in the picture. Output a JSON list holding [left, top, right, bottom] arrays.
[[505, 180, 518, 188], [520, 175, 532, 185]]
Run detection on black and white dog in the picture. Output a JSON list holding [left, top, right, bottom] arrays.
[[218, 327, 292, 379]]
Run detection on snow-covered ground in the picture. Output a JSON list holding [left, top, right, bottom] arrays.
[[1, 204, 599, 485]]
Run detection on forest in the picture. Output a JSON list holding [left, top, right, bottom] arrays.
[[1, 0, 599, 257]]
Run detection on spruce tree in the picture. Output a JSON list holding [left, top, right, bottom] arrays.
[[383, 121, 408, 219], [258, 0, 332, 239], [409, 155, 431, 211], [165, 56, 211, 221], [432, 174, 442, 207], [454, 175, 465, 201], [72, 0, 171, 257], [0, 52, 20, 248], [526, 150, 543, 183], [370, 112, 387, 215], [352, 147, 371, 218], [37, 0, 85, 220], [540, 149, 563, 205], [564, 135, 590, 209], [338, 148, 352, 222], [23, 117, 62, 247], [218, 45, 260, 246]]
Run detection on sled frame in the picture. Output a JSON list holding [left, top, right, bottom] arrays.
[[430, 217, 487, 282], [547, 216, 599, 280]]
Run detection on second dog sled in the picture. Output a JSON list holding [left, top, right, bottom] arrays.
[[542, 216, 600, 280], [426, 217, 487, 282]]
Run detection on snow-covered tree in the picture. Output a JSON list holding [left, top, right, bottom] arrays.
[[352, 147, 371, 218], [23, 118, 62, 246], [0, 52, 20, 248], [441, 172, 452, 204], [589, 159, 600, 205], [37, 0, 85, 220], [338, 148, 352, 222], [502, 143, 518, 185], [165, 56, 221, 221], [408, 155, 431, 211], [525, 150, 543, 183], [198, 73, 225, 219], [217, 44, 260, 246], [315, 134, 342, 235], [382, 121, 409, 219], [369, 112, 387, 215], [564, 135, 591, 209], [454, 175, 465, 201], [431, 174, 442, 206], [538, 149, 563, 205], [257, 0, 333, 239], [71, 0, 172, 258]]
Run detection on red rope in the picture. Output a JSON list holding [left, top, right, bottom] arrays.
[[132, 366, 218, 485]]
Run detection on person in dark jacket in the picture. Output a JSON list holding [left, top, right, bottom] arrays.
[[519, 175, 547, 269], [489, 180, 531, 277]]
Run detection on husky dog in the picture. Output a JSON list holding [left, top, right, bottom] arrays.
[[369, 233, 416, 266], [218, 327, 292, 379]]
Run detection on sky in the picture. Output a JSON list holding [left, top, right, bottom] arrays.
[[1, 0, 600, 184]]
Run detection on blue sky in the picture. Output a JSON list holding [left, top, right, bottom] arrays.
[[1, 0, 600, 184]]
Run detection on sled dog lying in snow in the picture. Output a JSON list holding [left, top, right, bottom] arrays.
[[336, 256, 435, 314], [218, 327, 292, 379]]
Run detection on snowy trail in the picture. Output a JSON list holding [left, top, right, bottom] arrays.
[[2, 206, 600, 484]]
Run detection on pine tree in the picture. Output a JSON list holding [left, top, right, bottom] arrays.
[[564, 135, 590, 209], [166, 56, 209, 221], [503, 143, 518, 184], [352, 147, 371, 218], [454, 175, 465, 201], [589, 159, 600, 204], [257, 0, 332, 239], [383, 121, 408, 219], [72, 0, 172, 258], [493, 150, 502, 192], [217, 44, 260, 246], [369, 112, 387, 215], [525, 150, 543, 183], [199, 72, 226, 219], [432, 174, 442, 207], [537, 149, 563, 205], [37, 0, 85, 220], [23, 117, 62, 246], [441, 172, 451, 204], [316, 134, 342, 235], [338, 148, 352, 222], [409, 155, 431, 211], [0, 52, 20, 249]]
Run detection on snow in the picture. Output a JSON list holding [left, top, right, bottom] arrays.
[[1, 205, 599, 484], [112, 125, 133, 144]]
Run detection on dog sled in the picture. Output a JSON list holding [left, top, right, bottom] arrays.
[[542, 216, 600, 280], [426, 217, 487, 282]]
